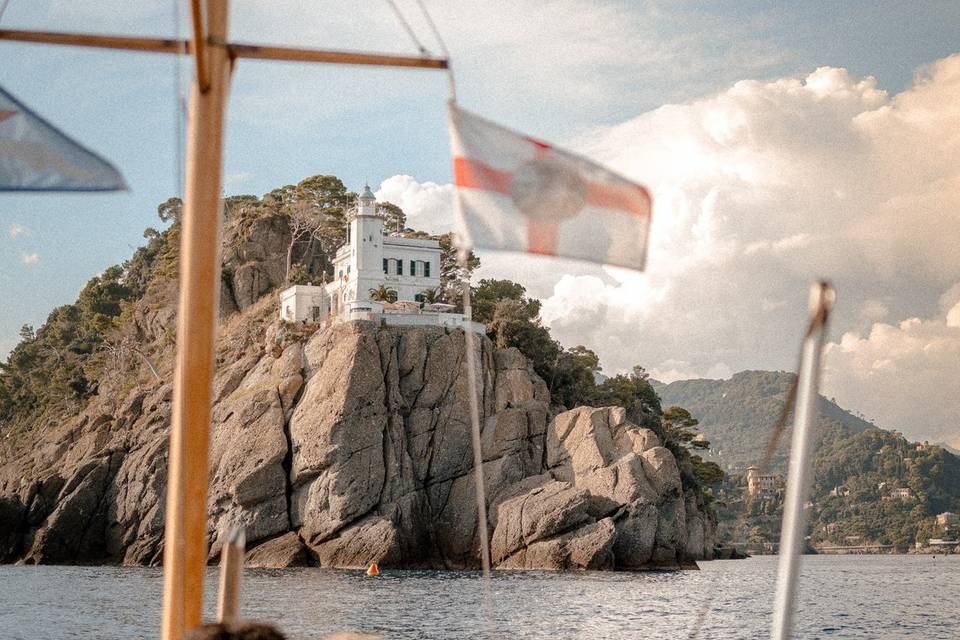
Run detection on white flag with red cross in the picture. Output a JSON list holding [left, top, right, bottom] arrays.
[[447, 102, 652, 271]]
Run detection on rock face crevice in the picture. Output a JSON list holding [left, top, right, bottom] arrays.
[[0, 321, 716, 569]]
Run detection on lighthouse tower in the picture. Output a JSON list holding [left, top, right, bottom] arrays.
[[351, 185, 384, 274], [343, 184, 385, 307]]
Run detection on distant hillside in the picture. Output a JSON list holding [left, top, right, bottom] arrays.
[[936, 442, 960, 456], [655, 370, 960, 548], [653, 370, 875, 472]]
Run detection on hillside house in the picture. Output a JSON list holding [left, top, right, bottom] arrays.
[[889, 487, 914, 500], [936, 512, 959, 527], [746, 466, 778, 498]]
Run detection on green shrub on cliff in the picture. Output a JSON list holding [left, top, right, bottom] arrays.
[[0, 255, 148, 428], [471, 278, 725, 501]]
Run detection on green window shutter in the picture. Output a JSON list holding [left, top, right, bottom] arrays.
[[383, 258, 388, 273], [410, 260, 416, 276], [424, 261, 431, 277], [397, 260, 403, 276]]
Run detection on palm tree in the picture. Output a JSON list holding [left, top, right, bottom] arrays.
[[421, 287, 442, 304], [369, 284, 398, 303]]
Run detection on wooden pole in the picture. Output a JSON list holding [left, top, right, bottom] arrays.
[[216, 528, 246, 627], [227, 42, 448, 68], [0, 29, 449, 69], [160, 1, 231, 639], [771, 281, 834, 640], [0, 29, 185, 53]]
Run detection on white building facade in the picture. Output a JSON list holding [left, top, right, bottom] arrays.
[[279, 185, 483, 333]]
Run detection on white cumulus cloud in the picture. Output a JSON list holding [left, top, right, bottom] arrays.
[[21, 253, 39, 265], [535, 55, 960, 444], [824, 284, 960, 446], [378, 54, 960, 443], [9, 224, 27, 238], [375, 175, 455, 236]]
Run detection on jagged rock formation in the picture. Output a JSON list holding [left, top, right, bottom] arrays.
[[219, 212, 290, 315], [0, 316, 715, 569]]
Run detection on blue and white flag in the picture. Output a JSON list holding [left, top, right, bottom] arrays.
[[0, 86, 126, 192]]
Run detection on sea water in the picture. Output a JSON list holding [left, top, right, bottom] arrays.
[[0, 555, 955, 639]]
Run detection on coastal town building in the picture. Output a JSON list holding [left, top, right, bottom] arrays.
[[279, 185, 483, 333], [924, 538, 960, 550], [936, 512, 959, 527], [889, 487, 914, 500], [745, 466, 778, 498]]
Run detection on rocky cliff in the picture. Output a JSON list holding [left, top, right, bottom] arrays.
[[0, 304, 716, 570]]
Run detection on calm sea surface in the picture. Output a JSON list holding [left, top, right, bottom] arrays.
[[0, 555, 956, 639]]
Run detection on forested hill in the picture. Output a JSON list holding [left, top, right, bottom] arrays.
[[655, 370, 960, 547], [653, 370, 875, 472]]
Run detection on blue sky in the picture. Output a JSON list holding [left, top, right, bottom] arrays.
[[1, 1, 959, 441]]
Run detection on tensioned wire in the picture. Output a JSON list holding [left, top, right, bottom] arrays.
[[173, 0, 187, 205], [386, 0, 456, 100], [387, 0, 492, 628], [385, 0, 428, 55], [415, 0, 456, 101]]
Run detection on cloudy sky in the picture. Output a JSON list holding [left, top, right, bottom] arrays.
[[1, 1, 958, 447]]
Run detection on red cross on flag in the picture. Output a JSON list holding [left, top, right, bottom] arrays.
[[448, 102, 652, 271]]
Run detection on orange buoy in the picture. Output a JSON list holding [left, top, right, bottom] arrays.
[[366, 562, 379, 577]]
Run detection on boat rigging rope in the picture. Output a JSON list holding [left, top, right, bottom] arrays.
[[0, 0, 10, 23], [415, 0, 456, 101], [416, 0, 488, 595], [385, 0, 429, 56], [172, 0, 187, 202], [415, 0, 448, 58], [460, 281, 493, 578]]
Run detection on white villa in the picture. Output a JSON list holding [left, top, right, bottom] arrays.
[[279, 185, 484, 333]]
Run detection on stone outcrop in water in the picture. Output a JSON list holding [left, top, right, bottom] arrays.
[[0, 317, 715, 569]]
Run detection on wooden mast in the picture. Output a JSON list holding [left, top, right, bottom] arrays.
[[160, 1, 231, 639], [0, 10, 450, 639]]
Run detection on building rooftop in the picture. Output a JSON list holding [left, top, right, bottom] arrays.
[[383, 235, 442, 249]]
